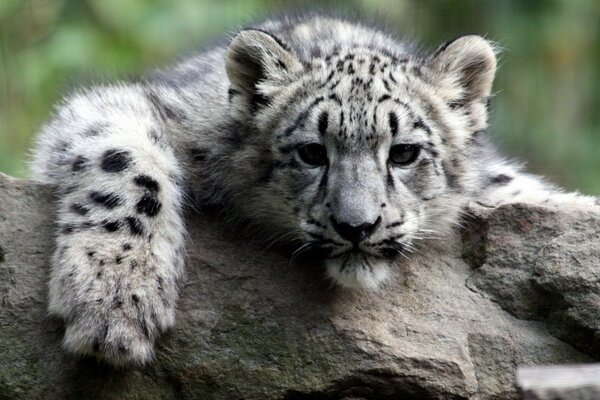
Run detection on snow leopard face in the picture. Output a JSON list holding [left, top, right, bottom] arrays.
[[226, 27, 496, 289]]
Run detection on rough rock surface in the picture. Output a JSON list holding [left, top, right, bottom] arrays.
[[0, 172, 598, 400]]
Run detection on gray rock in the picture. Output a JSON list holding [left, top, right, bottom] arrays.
[[465, 203, 600, 359], [517, 364, 600, 400], [0, 173, 597, 400]]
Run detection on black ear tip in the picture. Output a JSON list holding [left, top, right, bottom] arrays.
[[227, 29, 290, 58], [232, 28, 292, 53]]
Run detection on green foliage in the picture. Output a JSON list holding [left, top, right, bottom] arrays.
[[1, 0, 599, 193]]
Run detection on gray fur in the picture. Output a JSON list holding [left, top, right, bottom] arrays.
[[31, 15, 598, 366]]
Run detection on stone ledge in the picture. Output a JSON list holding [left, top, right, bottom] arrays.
[[0, 172, 598, 400]]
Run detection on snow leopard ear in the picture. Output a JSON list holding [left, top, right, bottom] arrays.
[[226, 29, 303, 109], [430, 35, 497, 106]]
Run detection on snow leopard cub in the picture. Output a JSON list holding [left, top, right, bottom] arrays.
[[32, 16, 597, 366]]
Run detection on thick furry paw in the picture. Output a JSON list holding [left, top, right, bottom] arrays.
[[49, 234, 181, 367], [61, 287, 174, 366]]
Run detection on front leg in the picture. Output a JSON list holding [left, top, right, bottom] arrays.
[[478, 166, 599, 210], [35, 88, 186, 365]]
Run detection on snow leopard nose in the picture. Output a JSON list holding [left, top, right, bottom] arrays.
[[330, 216, 381, 244]]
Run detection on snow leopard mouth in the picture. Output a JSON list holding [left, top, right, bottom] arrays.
[[295, 236, 407, 290], [302, 237, 407, 261]]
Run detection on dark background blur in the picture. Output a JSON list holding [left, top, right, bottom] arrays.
[[1, 0, 599, 193]]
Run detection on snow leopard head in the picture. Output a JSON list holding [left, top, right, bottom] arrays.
[[225, 20, 496, 289]]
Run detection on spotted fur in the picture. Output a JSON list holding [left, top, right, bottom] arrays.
[[31, 15, 598, 366]]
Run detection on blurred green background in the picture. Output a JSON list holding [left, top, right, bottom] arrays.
[[1, 0, 599, 193]]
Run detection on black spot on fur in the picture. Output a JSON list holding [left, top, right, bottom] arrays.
[[306, 218, 326, 229], [284, 98, 325, 137], [413, 119, 432, 135], [70, 203, 89, 216], [251, 92, 270, 111], [60, 224, 76, 234], [190, 148, 209, 163], [90, 191, 122, 209], [283, 110, 308, 137], [388, 112, 399, 136], [134, 174, 160, 192], [378, 94, 391, 103], [113, 296, 123, 309], [490, 174, 513, 185], [428, 148, 440, 158], [227, 87, 240, 102], [101, 149, 131, 173], [369, 63, 376, 75], [387, 169, 395, 190], [102, 219, 121, 232], [386, 221, 403, 229], [388, 71, 397, 84], [125, 216, 145, 236], [115, 255, 123, 264], [148, 128, 161, 143], [318, 71, 335, 89], [131, 294, 139, 303], [276, 59, 287, 71], [136, 195, 162, 217], [123, 243, 132, 251], [318, 112, 329, 135], [84, 125, 103, 137], [328, 93, 342, 105], [72, 156, 89, 172], [382, 78, 392, 92], [448, 99, 465, 109], [87, 251, 95, 258]]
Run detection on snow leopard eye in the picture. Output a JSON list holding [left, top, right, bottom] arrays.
[[389, 144, 421, 166], [297, 143, 328, 167]]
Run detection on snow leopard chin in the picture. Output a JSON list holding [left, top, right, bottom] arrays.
[[325, 254, 391, 290]]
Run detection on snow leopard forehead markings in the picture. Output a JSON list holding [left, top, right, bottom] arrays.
[[277, 49, 436, 149]]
